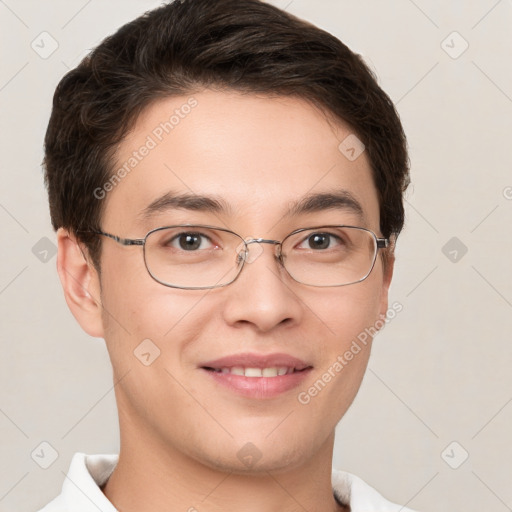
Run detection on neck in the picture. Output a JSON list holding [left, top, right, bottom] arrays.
[[101, 422, 348, 512]]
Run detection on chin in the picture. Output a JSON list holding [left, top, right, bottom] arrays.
[[202, 444, 308, 475], [189, 427, 314, 475]]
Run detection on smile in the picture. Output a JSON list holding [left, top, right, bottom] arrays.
[[203, 366, 307, 377]]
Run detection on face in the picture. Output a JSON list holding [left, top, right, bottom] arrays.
[[86, 90, 392, 473]]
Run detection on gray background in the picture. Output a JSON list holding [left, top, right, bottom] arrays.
[[1, 1, 512, 511]]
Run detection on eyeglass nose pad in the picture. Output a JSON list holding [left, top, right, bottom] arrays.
[[235, 238, 265, 264]]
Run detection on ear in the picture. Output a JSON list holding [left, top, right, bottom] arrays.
[[378, 251, 395, 323], [56, 228, 105, 338]]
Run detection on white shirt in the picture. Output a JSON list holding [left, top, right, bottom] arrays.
[[37, 453, 417, 511]]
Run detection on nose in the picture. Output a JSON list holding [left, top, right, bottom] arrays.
[[222, 240, 303, 333]]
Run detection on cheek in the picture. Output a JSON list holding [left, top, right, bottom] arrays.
[[99, 261, 220, 374], [297, 277, 385, 407], [309, 274, 385, 343], [315, 292, 379, 384]]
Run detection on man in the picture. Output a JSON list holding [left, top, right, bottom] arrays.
[[39, 0, 413, 510]]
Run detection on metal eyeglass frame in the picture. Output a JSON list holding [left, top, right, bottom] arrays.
[[88, 224, 389, 290]]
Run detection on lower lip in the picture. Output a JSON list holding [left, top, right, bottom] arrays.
[[201, 368, 313, 399]]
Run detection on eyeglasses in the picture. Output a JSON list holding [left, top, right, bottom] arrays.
[[90, 224, 389, 290]]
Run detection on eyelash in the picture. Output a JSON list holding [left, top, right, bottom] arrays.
[[161, 230, 346, 252]]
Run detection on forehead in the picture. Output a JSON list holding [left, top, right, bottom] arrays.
[[103, 90, 380, 233]]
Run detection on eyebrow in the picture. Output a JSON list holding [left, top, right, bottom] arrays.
[[138, 189, 365, 222], [138, 191, 231, 220], [286, 190, 365, 220]]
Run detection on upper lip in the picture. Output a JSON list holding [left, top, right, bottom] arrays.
[[200, 352, 312, 370]]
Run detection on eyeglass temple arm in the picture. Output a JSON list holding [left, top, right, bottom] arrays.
[[376, 238, 389, 249], [94, 230, 145, 246]]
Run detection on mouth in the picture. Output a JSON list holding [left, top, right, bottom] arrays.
[[201, 366, 310, 377], [198, 353, 313, 399]]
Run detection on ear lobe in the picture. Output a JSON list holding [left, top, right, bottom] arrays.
[[56, 228, 104, 338]]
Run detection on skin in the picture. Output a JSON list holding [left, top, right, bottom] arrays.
[[57, 90, 394, 512]]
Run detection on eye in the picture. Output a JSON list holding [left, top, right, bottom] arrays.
[[298, 232, 343, 250], [169, 232, 215, 251]]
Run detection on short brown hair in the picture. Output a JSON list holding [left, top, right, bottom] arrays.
[[43, 0, 409, 270]]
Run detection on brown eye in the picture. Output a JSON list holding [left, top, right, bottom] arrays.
[[308, 233, 331, 249], [167, 232, 213, 251], [298, 232, 343, 250]]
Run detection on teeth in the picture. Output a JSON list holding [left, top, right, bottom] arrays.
[[215, 366, 295, 377], [245, 367, 263, 377]]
